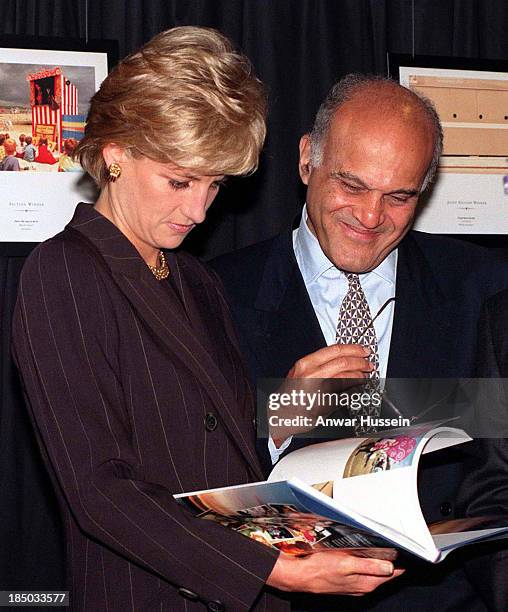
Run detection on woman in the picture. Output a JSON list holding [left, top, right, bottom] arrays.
[[13, 26, 282, 612], [13, 26, 399, 612]]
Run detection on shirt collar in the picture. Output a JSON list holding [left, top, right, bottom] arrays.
[[293, 203, 397, 286]]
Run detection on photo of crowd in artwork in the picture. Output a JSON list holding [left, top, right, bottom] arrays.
[[0, 62, 95, 172]]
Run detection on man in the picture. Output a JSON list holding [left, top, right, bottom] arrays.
[[457, 291, 508, 612], [212, 75, 508, 610]]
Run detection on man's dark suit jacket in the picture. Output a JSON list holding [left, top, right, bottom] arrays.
[[458, 289, 508, 611], [211, 227, 508, 612], [12, 204, 288, 612]]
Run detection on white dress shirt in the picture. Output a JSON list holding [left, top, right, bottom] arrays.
[[269, 205, 397, 463]]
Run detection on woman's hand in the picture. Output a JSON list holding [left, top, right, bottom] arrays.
[[266, 550, 404, 596]]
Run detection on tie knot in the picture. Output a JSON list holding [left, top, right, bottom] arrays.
[[345, 272, 361, 287]]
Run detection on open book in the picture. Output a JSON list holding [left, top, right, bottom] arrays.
[[174, 421, 508, 562]]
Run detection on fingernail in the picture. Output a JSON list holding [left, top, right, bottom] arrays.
[[380, 562, 394, 575]]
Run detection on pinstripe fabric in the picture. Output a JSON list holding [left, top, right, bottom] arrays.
[[12, 203, 288, 612]]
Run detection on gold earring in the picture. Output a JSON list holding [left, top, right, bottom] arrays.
[[108, 162, 122, 182]]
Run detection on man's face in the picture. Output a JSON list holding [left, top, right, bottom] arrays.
[[299, 103, 434, 273]]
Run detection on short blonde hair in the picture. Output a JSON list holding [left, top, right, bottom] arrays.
[[76, 26, 267, 186], [4, 138, 16, 155]]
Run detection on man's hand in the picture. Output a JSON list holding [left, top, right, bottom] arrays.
[[269, 344, 373, 444], [288, 344, 373, 379], [266, 550, 404, 596]]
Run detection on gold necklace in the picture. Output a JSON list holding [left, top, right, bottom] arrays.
[[148, 250, 169, 280]]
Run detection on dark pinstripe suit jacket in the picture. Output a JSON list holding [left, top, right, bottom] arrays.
[[12, 203, 288, 612]]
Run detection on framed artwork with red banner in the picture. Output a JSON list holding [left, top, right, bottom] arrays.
[[0, 36, 117, 251]]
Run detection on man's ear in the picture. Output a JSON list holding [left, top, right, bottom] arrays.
[[298, 134, 312, 185], [102, 143, 129, 168]]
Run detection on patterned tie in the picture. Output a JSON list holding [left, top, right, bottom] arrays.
[[336, 273, 380, 433]]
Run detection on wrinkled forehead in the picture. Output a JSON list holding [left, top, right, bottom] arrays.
[[323, 103, 434, 189], [328, 98, 433, 155], [330, 95, 432, 145]]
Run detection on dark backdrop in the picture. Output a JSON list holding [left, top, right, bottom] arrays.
[[2, 0, 508, 593], [4, 0, 508, 257]]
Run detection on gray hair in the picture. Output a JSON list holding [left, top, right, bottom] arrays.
[[309, 73, 443, 192]]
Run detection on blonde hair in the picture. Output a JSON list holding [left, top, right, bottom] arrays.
[[76, 26, 267, 186], [4, 138, 16, 155]]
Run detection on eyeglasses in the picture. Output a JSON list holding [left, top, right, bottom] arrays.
[[356, 296, 396, 343], [354, 296, 455, 424], [383, 385, 458, 424]]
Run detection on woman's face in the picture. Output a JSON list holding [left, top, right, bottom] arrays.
[[98, 152, 225, 262]]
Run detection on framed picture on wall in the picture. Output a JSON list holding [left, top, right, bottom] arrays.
[[389, 54, 508, 237], [0, 35, 117, 253]]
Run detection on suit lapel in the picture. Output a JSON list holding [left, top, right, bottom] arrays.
[[68, 204, 262, 475], [387, 232, 453, 378], [251, 230, 325, 378], [165, 251, 217, 357]]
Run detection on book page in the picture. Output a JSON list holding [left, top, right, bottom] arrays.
[[268, 436, 363, 485], [269, 424, 471, 553], [175, 479, 407, 556], [333, 427, 470, 548], [269, 422, 469, 486], [430, 516, 508, 556]]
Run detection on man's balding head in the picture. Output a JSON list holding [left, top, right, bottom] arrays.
[[309, 75, 443, 192]]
